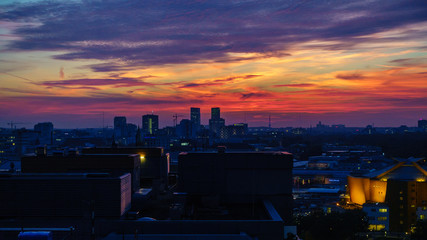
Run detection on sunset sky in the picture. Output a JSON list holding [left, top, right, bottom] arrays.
[[1, 0, 427, 128]]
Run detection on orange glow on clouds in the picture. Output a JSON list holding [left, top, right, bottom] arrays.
[[1, 4, 427, 128]]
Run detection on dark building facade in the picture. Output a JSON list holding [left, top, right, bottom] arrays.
[[219, 123, 248, 139], [0, 172, 131, 217], [177, 151, 293, 223], [142, 114, 159, 135], [21, 153, 141, 192], [209, 107, 225, 136], [190, 107, 201, 137], [34, 122, 53, 145], [82, 147, 169, 188], [418, 119, 427, 131], [114, 116, 127, 138]]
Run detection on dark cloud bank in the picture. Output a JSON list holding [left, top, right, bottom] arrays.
[[1, 0, 426, 71]]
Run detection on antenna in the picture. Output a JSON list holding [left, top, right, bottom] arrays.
[[268, 114, 271, 129], [173, 114, 184, 127], [7, 121, 27, 130]]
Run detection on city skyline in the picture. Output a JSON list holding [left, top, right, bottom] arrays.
[[2, 107, 426, 130], [1, 1, 427, 128]]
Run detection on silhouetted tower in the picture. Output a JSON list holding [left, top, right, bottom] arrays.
[[135, 126, 142, 146], [190, 107, 201, 137], [113, 116, 127, 138], [211, 107, 220, 120], [34, 122, 53, 145], [209, 107, 225, 136], [142, 114, 159, 135], [419, 119, 427, 131]]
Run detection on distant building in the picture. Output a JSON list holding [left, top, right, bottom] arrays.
[[113, 116, 127, 145], [211, 107, 220, 120], [34, 122, 53, 145], [209, 107, 225, 136], [142, 114, 159, 135], [113, 116, 127, 138], [190, 107, 200, 137], [419, 119, 427, 131], [176, 119, 192, 139], [219, 123, 248, 139]]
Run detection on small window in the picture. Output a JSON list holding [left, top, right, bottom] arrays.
[[377, 217, 387, 221], [379, 209, 387, 213], [420, 215, 425, 220]]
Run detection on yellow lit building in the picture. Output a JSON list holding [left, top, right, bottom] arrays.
[[347, 157, 427, 232]]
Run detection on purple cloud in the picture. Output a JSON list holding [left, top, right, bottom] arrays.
[[335, 73, 366, 80], [1, 0, 426, 71], [178, 74, 262, 89], [240, 92, 272, 100], [274, 83, 316, 88], [40, 76, 157, 88]]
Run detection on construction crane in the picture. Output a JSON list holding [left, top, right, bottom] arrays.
[[7, 121, 28, 130], [173, 114, 184, 127]]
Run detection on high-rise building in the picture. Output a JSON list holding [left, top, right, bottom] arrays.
[[177, 119, 192, 138], [142, 114, 159, 135], [418, 119, 427, 130], [34, 122, 53, 145], [209, 107, 225, 136], [114, 116, 127, 138], [211, 107, 220, 120], [190, 107, 200, 137]]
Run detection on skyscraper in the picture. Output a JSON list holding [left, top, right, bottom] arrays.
[[114, 116, 127, 138], [211, 107, 220, 120], [209, 107, 225, 136], [142, 114, 159, 135], [34, 122, 53, 145], [418, 119, 427, 131], [190, 107, 200, 137]]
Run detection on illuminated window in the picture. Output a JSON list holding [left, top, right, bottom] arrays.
[[368, 224, 385, 231], [379, 209, 387, 213], [377, 217, 387, 221], [411, 205, 415, 208], [420, 215, 425, 220], [400, 221, 404, 224]]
